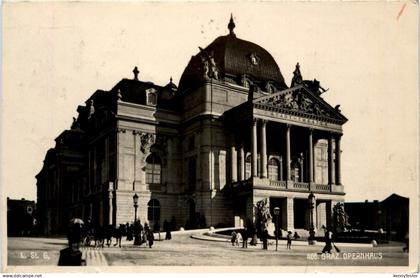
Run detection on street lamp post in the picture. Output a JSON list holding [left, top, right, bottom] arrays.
[[108, 182, 114, 226], [133, 193, 140, 246], [308, 192, 316, 245], [273, 207, 280, 251], [133, 193, 139, 223]]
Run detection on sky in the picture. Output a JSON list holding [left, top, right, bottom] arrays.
[[1, 2, 418, 202]]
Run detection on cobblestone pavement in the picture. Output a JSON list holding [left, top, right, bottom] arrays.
[[7, 234, 408, 267]]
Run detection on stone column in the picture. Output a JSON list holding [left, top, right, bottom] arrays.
[[260, 120, 268, 178], [285, 125, 291, 181], [108, 182, 114, 226], [230, 141, 237, 183], [251, 118, 258, 177], [308, 129, 314, 183], [335, 134, 342, 185], [282, 197, 294, 231], [237, 141, 245, 181], [279, 156, 283, 181], [328, 134, 334, 185]]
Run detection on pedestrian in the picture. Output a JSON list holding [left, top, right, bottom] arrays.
[[293, 231, 300, 240], [58, 246, 84, 266], [59, 222, 85, 266], [113, 224, 124, 248], [133, 220, 143, 246], [143, 222, 150, 246], [105, 224, 114, 247], [154, 221, 161, 241], [235, 230, 242, 246], [322, 228, 333, 253], [163, 220, 172, 240], [286, 231, 292, 249], [148, 229, 154, 248], [231, 231, 237, 246], [250, 227, 258, 246], [242, 227, 248, 248], [127, 223, 133, 241], [170, 216, 176, 231], [68, 222, 82, 249]]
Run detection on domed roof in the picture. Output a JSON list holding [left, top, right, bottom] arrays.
[[178, 17, 287, 92]]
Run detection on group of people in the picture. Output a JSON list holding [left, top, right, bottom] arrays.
[[79, 222, 128, 248], [230, 226, 338, 252], [230, 226, 256, 249], [130, 221, 155, 248], [67, 218, 175, 249]]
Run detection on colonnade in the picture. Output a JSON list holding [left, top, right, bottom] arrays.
[[230, 118, 342, 185]]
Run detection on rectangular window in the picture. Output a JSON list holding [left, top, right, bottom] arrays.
[[146, 164, 161, 184]]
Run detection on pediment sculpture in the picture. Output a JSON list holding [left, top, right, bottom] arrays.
[[256, 87, 333, 118]]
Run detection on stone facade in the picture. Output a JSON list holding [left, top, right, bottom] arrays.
[[36, 18, 347, 235]]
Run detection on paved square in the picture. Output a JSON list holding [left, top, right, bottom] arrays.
[[7, 233, 408, 267]]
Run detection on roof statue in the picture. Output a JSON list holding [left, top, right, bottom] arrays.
[[303, 79, 329, 96], [117, 88, 122, 101], [87, 99, 95, 119], [291, 62, 303, 87], [335, 104, 341, 112], [199, 48, 219, 80], [133, 66, 139, 80]]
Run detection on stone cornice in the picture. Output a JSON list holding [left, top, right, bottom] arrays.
[[254, 108, 343, 133], [253, 103, 343, 125]]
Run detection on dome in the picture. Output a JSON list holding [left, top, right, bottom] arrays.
[[178, 16, 287, 92]]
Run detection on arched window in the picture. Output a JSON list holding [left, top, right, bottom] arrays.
[[146, 153, 161, 184], [245, 154, 261, 178], [147, 199, 160, 221], [268, 158, 280, 181], [291, 160, 301, 182]]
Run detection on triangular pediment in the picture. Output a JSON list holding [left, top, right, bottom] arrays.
[[253, 85, 347, 124]]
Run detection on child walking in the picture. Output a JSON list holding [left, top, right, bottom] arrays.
[[287, 231, 292, 249]]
